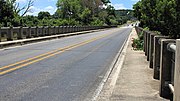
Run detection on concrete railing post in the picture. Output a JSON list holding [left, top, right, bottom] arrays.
[[149, 33, 157, 68], [79, 26, 82, 31], [18, 27, 23, 39], [58, 26, 60, 34], [53, 26, 55, 35], [67, 26, 69, 33], [35, 27, 38, 37], [146, 31, 151, 61], [70, 26, 73, 32], [153, 36, 169, 79], [40, 26, 44, 36], [7, 27, 13, 41], [50, 26, 53, 35], [55, 26, 58, 34], [76, 26, 78, 32], [60, 26, 63, 34], [143, 31, 147, 55], [48, 26, 51, 35], [38, 26, 41, 36], [174, 39, 180, 101], [0, 27, 2, 42], [63, 26, 66, 33], [67, 26, 70, 33], [83, 26, 85, 31], [22, 27, 26, 39], [160, 39, 175, 99], [43, 26, 48, 36], [27, 27, 32, 38], [42, 26, 45, 36], [142, 30, 147, 52], [71, 26, 74, 32], [53, 26, 56, 35], [77, 26, 80, 32], [30, 27, 35, 37]]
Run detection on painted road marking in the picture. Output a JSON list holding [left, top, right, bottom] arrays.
[[0, 29, 120, 76]]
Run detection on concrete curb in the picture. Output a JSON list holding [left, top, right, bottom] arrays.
[[0, 29, 108, 49]]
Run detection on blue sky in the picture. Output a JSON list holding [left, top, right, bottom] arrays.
[[16, 0, 139, 16], [110, 0, 139, 9]]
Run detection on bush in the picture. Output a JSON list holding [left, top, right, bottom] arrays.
[[132, 38, 144, 50], [90, 18, 104, 26], [132, 31, 144, 50]]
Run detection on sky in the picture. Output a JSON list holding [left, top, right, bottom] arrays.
[[16, 0, 139, 16]]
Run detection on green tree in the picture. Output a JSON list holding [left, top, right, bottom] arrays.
[[79, 8, 92, 25], [133, 0, 179, 38], [56, 0, 81, 19], [0, 0, 34, 27], [0, 0, 14, 26], [38, 11, 51, 19]]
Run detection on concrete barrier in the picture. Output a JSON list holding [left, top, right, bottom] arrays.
[[135, 27, 180, 100], [146, 31, 151, 61], [0, 25, 116, 48], [174, 39, 180, 101], [153, 36, 169, 79], [143, 30, 147, 53], [31, 27, 37, 37], [7, 27, 14, 41], [159, 39, 175, 99], [0, 27, 8, 42], [22, 27, 29, 39], [0, 28, 1, 42], [149, 33, 157, 68]]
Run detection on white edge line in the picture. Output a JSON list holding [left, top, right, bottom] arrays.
[[91, 27, 133, 101]]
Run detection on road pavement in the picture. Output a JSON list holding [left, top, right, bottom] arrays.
[[0, 27, 132, 101]]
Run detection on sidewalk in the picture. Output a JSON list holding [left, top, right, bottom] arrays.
[[97, 28, 169, 101]]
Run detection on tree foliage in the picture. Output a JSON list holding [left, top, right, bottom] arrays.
[[0, 0, 34, 27], [0, 0, 134, 27], [38, 12, 51, 19], [0, 0, 14, 26], [55, 0, 119, 25], [133, 0, 179, 38]]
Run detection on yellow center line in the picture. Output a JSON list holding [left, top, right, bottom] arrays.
[[0, 30, 119, 75], [0, 39, 93, 71]]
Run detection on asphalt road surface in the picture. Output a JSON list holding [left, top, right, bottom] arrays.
[[0, 27, 132, 101]]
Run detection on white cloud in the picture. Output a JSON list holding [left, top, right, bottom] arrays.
[[26, 6, 57, 16], [111, 4, 127, 10], [131, 0, 140, 2], [16, 0, 27, 3], [47, 0, 56, 1], [44, 6, 55, 13]]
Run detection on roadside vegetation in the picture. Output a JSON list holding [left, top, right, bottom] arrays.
[[0, 0, 135, 27], [132, 29, 144, 50], [132, 0, 179, 50], [133, 0, 179, 38]]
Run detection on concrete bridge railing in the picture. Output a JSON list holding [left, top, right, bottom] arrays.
[[135, 26, 180, 101], [0, 26, 116, 42]]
